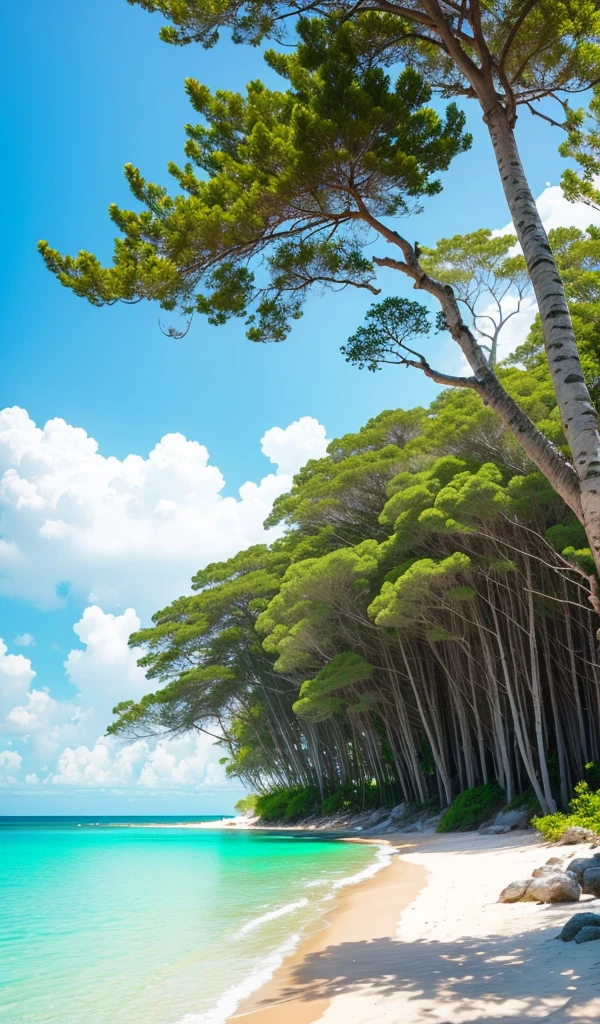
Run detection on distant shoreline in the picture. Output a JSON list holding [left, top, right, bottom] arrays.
[[229, 831, 600, 1024]]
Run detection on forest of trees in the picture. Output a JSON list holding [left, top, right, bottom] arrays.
[[38, 1, 600, 816], [106, 223, 600, 815]]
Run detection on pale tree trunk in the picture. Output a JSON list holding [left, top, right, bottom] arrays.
[[484, 103, 600, 574]]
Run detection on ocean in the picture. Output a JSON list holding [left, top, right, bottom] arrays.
[[0, 817, 386, 1024]]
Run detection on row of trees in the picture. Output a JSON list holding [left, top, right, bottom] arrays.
[[108, 225, 600, 811], [40, 1, 600, 809]]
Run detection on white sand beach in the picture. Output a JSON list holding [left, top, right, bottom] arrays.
[[232, 831, 600, 1024]]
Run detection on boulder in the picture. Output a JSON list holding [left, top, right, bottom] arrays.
[[364, 809, 387, 829], [574, 926, 600, 944], [582, 867, 600, 898], [533, 863, 564, 878], [494, 808, 530, 830], [390, 802, 408, 822], [499, 873, 581, 904], [498, 878, 532, 903], [527, 873, 581, 903], [556, 826, 597, 845], [480, 824, 512, 835], [566, 857, 598, 884], [557, 912, 600, 942]]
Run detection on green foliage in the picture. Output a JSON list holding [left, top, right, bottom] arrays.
[[320, 780, 383, 814], [39, 16, 470, 342], [585, 761, 600, 791], [504, 789, 542, 817], [533, 781, 600, 841], [234, 794, 259, 814], [437, 781, 505, 833], [293, 652, 374, 723], [342, 297, 432, 373], [255, 785, 320, 822]]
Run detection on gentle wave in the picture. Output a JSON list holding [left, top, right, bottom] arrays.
[[176, 932, 301, 1024], [332, 842, 394, 889], [182, 841, 394, 1024], [236, 898, 309, 937]]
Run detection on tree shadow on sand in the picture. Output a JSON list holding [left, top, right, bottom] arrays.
[[258, 912, 600, 1022]]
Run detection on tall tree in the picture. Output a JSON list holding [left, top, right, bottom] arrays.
[[123, 0, 600, 572]]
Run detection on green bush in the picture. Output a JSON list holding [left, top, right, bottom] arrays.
[[255, 785, 319, 823], [533, 781, 600, 841], [504, 788, 542, 817], [234, 794, 258, 815], [437, 781, 505, 833]]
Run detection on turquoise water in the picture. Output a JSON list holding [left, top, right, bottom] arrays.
[[0, 817, 383, 1024]]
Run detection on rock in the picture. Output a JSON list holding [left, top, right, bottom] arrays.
[[557, 912, 600, 942], [566, 857, 597, 884], [500, 873, 581, 904], [494, 808, 530, 830], [480, 824, 511, 835], [582, 867, 600, 897], [545, 857, 563, 866], [556, 826, 597, 845], [377, 816, 394, 831], [390, 802, 408, 822], [498, 879, 532, 903], [364, 809, 387, 829], [574, 925, 600, 943], [527, 873, 581, 903], [533, 864, 564, 877]]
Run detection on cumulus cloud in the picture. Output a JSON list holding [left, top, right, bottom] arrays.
[[0, 409, 329, 614], [0, 611, 233, 792], [0, 413, 329, 795], [0, 749, 23, 784], [14, 633, 35, 647]]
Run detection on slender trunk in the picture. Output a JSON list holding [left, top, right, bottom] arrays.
[[485, 103, 600, 573]]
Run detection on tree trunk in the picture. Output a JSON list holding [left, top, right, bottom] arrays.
[[485, 102, 600, 573]]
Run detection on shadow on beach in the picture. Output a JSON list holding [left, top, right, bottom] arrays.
[[258, 917, 600, 1022]]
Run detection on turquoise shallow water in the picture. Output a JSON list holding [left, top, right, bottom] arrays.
[[0, 817, 382, 1024]]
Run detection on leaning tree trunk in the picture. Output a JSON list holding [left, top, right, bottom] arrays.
[[484, 102, 600, 574]]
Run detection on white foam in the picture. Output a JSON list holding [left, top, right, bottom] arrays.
[[178, 842, 392, 1024], [236, 898, 309, 937], [175, 932, 301, 1024], [332, 842, 393, 889]]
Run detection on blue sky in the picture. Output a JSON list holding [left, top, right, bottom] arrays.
[[0, 0, 593, 813]]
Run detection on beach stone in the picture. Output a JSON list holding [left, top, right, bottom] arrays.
[[481, 824, 511, 835], [574, 925, 600, 943], [527, 873, 581, 903], [566, 857, 597, 884], [582, 867, 600, 897], [533, 863, 564, 878], [498, 878, 532, 903], [556, 826, 597, 845], [557, 912, 600, 942], [390, 802, 408, 822], [494, 808, 530, 830]]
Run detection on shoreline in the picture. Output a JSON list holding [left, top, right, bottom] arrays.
[[230, 830, 600, 1024]]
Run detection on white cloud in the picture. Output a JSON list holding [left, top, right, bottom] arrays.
[[0, 749, 22, 784], [0, 610, 235, 792], [0, 413, 329, 796], [0, 639, 36, 719], [14, 633, 35, 647], [0, 409, 329, 614]]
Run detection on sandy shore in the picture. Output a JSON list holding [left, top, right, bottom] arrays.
[[232, 831, 600, 1023]]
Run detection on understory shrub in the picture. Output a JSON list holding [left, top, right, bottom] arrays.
[[504, 788, 542, 817], [437, 781, 505, 833], [320, 781, 383, 815], [255, 785, 320, 822], [234, 794, 258, 815], [533, 781, 600, 841]]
